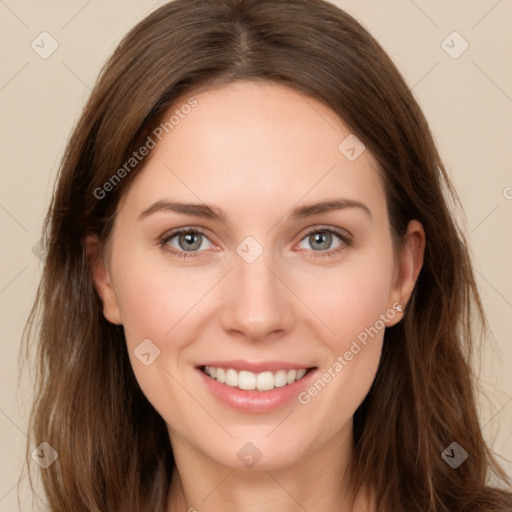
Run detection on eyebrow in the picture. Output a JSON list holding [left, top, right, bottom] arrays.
[[137, 198, 372, 222]]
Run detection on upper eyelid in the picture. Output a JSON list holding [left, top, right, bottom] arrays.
[[162, 225, 351, 248], [301, 225, 352, 239], [295, 227, 352, 250]]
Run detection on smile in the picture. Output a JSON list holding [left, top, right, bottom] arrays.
[[201, 365, 311, 392]]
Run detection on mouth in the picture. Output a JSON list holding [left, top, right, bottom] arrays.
[[198, 364, 316, 392], [195, 361, 319, 413]]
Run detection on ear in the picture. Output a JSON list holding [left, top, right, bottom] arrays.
[[386, 220, 425, 326], [84, 234, 123, 325]]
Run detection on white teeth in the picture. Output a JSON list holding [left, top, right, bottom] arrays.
[[203, 366, 310, 391], [257, 371, 274, 391], [238, 370, 256, 390], [296, 368, 307, 380], [286, 369, 297, 384], [225, 368, 238, 387], [274, 369, 288, 388]]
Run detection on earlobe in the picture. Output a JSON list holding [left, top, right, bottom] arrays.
[[387, 220, 425, 326], [84, 234, 123, 325]]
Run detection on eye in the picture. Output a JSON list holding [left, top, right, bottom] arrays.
[[159, 226, 352, 260], [296, 227, 352, 258], [160, 228, 213, 259]]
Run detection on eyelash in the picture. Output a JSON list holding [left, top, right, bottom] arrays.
[[159, 226, 352, 260]]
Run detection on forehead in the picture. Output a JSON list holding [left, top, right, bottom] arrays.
[[115, 80, 386, 225]]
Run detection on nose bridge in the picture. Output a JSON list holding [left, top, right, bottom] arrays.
[[234, 235, 281, 308], [233, 234, 276, 284], [220, 235, 294, 339]]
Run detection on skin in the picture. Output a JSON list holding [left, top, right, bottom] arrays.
[[86, 80, 425, 512]]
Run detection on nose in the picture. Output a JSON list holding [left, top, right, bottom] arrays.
[[219, 245, 295, 342]]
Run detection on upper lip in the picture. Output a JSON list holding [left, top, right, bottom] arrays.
[[198, 360, 316, 373]]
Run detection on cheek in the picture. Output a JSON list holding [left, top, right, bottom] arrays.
[[298, 249, 395, 352], [110, 257, 210, 415], [298, 260, 393, 418], [113, 252, 213, 347]]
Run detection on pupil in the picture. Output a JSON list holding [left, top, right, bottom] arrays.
[[181, 232, 200, 250], [312, 232, 330, 250]]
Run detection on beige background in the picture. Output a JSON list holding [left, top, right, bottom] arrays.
[[1, 0, 511, 509]]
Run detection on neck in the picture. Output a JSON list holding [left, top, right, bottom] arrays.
[[165, 422, 373, 512]]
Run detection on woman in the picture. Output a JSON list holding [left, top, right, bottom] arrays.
[[21, 0, 512, 510]]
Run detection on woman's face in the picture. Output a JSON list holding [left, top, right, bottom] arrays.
[[90, 80, 423, 472]]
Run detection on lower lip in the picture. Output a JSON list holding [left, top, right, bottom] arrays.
[[196, 367, 318, 413]]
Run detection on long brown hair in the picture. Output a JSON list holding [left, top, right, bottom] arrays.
[[20, 0, 512, 510]]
